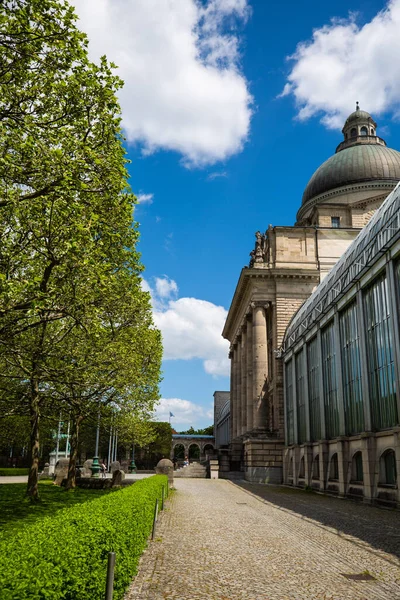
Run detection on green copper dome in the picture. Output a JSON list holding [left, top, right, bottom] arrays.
[[344, 108, 373, 125], [302, 144, 400, 206]]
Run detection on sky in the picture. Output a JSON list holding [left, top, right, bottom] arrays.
[[70, 0, 400, 430]]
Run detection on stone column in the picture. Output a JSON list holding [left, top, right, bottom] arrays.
[[233, 344, 239, 439], [246, 316, 253, 432], [240, 327, 247, 435], [236, 337, 242, 438], [252, 302, 268, 430], [229, 347, 236, 441]]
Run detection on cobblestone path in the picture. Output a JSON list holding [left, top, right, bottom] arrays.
[[125, 479, 400, 600]]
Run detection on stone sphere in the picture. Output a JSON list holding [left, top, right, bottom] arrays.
[[155, 458, 174, 486], [156, 459, 174, 469]]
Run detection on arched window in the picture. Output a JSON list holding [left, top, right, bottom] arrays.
[[370, 128, 375, 136], [351, 451, 363, 482], [299, 456, 305, 478], [360, 126, 368, 136], [380, 450, 397, 485], [312, 455, 320, 479], [329, 454, 339, 480], [350, 128, 357, 137], [289, 456, 294, 480]]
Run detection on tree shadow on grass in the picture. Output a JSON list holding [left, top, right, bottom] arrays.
[[0, 481, 116, 536], [232, 481, 400, 562]]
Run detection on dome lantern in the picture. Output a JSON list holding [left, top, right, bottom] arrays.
[[338, 102, 382, 152]]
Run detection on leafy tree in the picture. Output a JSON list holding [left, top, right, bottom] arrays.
[[0, 0, 162, 499], [178, 425, 214, 436]]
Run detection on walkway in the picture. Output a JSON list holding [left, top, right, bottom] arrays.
[[126, 479, 400, 600]]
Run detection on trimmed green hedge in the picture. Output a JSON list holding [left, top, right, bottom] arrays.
[[0, 475, 168, 600], [0, 468, 29, 476]]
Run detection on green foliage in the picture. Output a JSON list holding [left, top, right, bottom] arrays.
[[178, 425, 214, 436], [0, 0, 162, 496], [0, 475, 168, 599], [147, 422, 173, 458], [0, 468, 29, 476], [0, 482, 115, 534]]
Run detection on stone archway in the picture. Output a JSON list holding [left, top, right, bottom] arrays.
[[188, 443, 200, 462], [173, 443, 185, 461], [203, 443, 214, 458]]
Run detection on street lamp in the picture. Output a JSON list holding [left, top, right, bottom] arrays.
[[129, 443, 136, 473], [91, 412, 101, 477]]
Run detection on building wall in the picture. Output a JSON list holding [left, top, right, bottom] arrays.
[[222, 223, 360, 482], [282, 206, 400, 506]]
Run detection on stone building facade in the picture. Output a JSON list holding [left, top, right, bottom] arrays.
[[222, 106, 400, 484], [282, 183, 400, 506]]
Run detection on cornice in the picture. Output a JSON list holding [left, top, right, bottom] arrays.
[[297, 180, 397, 223], [222, 266, 319, 341]]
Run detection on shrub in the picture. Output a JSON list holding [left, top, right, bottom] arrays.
[[0, 468, 29, 476], [0, 475, 168, 599]]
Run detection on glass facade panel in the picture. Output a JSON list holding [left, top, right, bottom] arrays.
[[339, 302, 364, 434], [364, 274, 398, 429], [307, 337, 321, 441], [321, 322, 339, 438], [286, 360, 294, 445], [295, 350, 306, 444]]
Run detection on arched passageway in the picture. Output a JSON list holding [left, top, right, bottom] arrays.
[[173, 443, 185, 460], [189, 443, 200, 462]]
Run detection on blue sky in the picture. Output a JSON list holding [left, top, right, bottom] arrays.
[[72, 0, 400, 430]]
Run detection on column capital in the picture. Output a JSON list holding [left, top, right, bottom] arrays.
[[251, 300, 271, 310]]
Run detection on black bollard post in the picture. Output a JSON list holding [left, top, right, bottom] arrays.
[[161, 485, 165, 511], [152, 498, 159, 540], [105, 552, 116, 600]]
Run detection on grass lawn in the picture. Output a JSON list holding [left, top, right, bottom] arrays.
[[0, 481, 116, 538]]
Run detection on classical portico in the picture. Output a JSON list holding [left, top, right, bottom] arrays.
[[223, 231, 323, 482]]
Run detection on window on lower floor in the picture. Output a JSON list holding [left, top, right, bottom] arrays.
[[312, 455, 320, 479], [329, 453, 339, 480], [299, 456, 305, 478], [379, 450, 397, 485], [351, 451, 363, 482]]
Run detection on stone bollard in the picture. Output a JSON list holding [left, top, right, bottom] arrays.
[[155, 458, 174, 488], [209, 459, 219, 479]]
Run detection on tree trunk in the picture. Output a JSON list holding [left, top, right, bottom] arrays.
[[26, 378, 40, 501], [66, 414, 83, 490]]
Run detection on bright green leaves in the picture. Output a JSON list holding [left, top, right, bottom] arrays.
[[0, 0, 162, 498]]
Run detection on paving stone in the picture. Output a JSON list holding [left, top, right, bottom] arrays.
[[125, 480, 400, 600]]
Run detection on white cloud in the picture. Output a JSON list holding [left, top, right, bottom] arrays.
[[71, 0, 253, 167], [207, 171, 228, 180], [281, 0, 400, 128], [136, 192, 154, 204], [155, 277, 178, 299], [144, 276, 230, 377], [154, 397, 210, 427]]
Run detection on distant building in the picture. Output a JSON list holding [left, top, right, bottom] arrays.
[[220, 105, 400, 504]]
